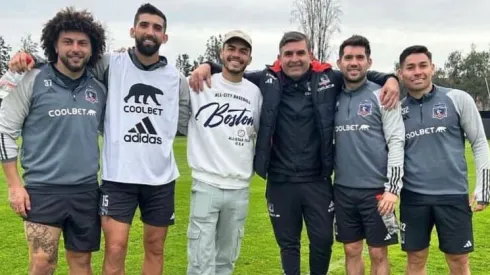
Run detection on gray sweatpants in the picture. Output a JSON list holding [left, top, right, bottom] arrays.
[[186, 179, 249, 275]]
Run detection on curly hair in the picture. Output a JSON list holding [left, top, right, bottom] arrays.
[[41, 7, 106, 67]]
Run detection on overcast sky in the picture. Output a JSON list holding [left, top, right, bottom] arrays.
[[1, 0, 489, 72]]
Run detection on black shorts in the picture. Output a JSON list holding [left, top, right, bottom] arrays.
[[24, 188, 101, 252], [333, 185, 398, 247], [99, 180, 175, 227], [400, 190, 474, 254]]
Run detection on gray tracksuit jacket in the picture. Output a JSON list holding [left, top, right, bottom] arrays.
[[0, 64, 106, 188], [401, 85, 490, 204], [334, 80, 405, 195]]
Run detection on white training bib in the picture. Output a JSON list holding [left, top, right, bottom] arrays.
[[102, 52, 180, 185]]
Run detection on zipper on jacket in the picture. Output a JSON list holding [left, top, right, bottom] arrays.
[[419, 103, 423, 123], [72, 82, 86, 101], [416, 96, 424, 124], [347, 94, 352, 118]]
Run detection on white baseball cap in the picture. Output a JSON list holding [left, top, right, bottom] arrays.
[[223, 30, 252, 49]]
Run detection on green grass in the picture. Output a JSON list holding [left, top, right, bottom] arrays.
[[0, 137, 489, 274]]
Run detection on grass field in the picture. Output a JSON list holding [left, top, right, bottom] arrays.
[[0, 137, 489, 274]]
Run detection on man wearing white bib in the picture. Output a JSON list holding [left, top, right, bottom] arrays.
[[184, 30, 262, 275], [94, 4, 190, 275], [6, 4, 190, 274]]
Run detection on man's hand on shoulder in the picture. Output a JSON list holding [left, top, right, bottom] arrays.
[[113, 47, 130, 53], [8, 51, 34, 73], [379, 76, 400, 110], [189, 64, 212, 92]]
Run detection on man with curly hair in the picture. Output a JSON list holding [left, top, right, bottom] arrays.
[[0, 7, 107, 275], [9, 3, 190, 274]]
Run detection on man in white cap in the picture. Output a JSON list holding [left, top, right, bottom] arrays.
[[183, 30, 262, 275]]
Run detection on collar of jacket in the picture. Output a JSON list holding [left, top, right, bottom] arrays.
[[266, 59, 332, 74], [128, 47, 168, 71], [406, 84, 437, 103], [342, 78, 369, 94], [45, 63, 93, 88]]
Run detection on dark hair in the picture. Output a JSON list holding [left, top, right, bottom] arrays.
[[279, 31, 311, 52], [134, 3, 167, 32], [399, 45, 432, 66], [224, 38, 252, 54], [339, 35, 371, 57], [41, 7, 106, 67]]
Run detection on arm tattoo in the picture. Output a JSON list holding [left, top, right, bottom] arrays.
[[25, 222, 59, 266]]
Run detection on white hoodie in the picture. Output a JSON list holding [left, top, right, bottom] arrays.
[[187, 73, 262, 189]]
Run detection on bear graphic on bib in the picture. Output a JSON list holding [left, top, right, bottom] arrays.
[[124, 83, 164, 106]]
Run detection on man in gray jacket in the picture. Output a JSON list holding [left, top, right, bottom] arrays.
[[333, 35, 405, 275], [0, 8, 107, 275], [399, 45, 489, 275]]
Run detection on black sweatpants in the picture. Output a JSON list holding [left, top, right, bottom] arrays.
[[265, 179, 334, 275]]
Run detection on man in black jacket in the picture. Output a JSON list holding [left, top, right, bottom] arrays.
[[189, 31, 400, 275]]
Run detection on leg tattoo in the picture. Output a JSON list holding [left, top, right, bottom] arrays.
[[25, 222, 59, 265]]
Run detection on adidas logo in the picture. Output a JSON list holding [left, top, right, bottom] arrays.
[[463, 240, 472, 248], [124, 117, 162, 144], [384, 234, 392, 241]]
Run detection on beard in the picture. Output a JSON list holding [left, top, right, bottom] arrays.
[[223, 56, 246, 74], [135, 35, 161, 56], [59, 54, 89, 73]]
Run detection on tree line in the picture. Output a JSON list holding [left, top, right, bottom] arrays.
[[393, 45, 490, 109], [0, 34, 39, 76], [432, 44, 490, 110], [1, 0, 489, 110], [174, 0, 342, 77], [175, 34, 223, 77], [177, 32, 490, 110]]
